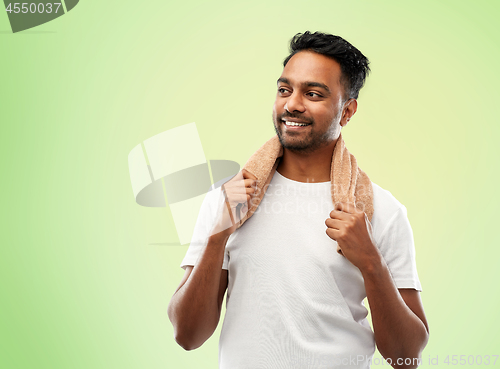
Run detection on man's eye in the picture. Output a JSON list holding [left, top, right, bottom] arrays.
[[307, 92, 322, 98], [278, 88, 290, 94]]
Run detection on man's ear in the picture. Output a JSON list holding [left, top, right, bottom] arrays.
[[340, 99, 358, 127]]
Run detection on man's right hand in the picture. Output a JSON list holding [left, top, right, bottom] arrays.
[[212, 169, 258, 237]]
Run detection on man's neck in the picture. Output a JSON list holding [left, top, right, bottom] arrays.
[[276, 139, 338, 183]]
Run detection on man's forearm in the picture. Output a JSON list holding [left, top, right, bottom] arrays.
[[362, 259, 429, 368], [167, 232, 229, 350]]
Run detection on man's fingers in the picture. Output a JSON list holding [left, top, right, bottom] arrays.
[[224, 176, 258, 208], [221, 170, 259, 224], [325, 218, 341, 230], [223, 186, 256, 195], [329, 208, 348, 220], [224, 178, 258, 190], [222, 187, 248, 205], [326, 227, 339, 240], [330, 202, 363, 219], [227, 193, 250, 204], [224, 186, 256, 201], [334, 202, 356, 213]]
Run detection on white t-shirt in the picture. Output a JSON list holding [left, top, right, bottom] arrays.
[[180, 171, 421, 369]]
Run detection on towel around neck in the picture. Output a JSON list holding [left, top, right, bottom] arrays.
[[235, 132, 374, 231]]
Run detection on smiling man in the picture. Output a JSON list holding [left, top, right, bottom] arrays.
[[168, 31, 429, 369], [274, 56, 344, 156]]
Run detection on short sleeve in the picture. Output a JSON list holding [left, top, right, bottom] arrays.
[[375, 205, 422, 291], [180, 187, 230, 270]]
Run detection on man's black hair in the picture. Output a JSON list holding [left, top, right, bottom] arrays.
[[283, 31, 370, 101]]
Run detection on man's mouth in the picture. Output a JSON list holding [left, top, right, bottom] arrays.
[[281, 118, 312, 127]]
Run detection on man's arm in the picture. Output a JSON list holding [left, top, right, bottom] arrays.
[[167, 170, 257, 350], [167, 233, 229, 351], [362, 264, 429, 368], [325, 202, 429, 369]]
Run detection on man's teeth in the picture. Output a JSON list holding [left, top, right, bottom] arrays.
[[284, 121, 309, 126]]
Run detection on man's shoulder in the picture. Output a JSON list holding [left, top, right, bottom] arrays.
[[370, 181, 407, 225], [201, 186, 223, 210]]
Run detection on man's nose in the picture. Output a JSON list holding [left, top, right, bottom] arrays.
[[285, 92, 305, 113]]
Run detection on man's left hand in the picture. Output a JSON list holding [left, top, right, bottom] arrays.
[[325, 202, 381, 271]]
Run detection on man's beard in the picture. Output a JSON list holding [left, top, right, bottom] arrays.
[[273, 112, 340, 154]]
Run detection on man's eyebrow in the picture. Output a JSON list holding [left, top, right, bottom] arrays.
[[277, 77, 290, 85], [277, 77, 330, 93], [304, 81, 330, 93]]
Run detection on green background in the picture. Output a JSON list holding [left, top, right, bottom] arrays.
[[1, 0, 499, 368]]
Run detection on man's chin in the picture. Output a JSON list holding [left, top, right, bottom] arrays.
[[275, 125, 313, 151], [278, 135, 311, 152]]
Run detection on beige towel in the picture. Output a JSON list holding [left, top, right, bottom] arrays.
[[235, 133, 373, 251]]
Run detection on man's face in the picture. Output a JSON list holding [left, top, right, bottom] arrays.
[[273, 51, 350, 153]]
